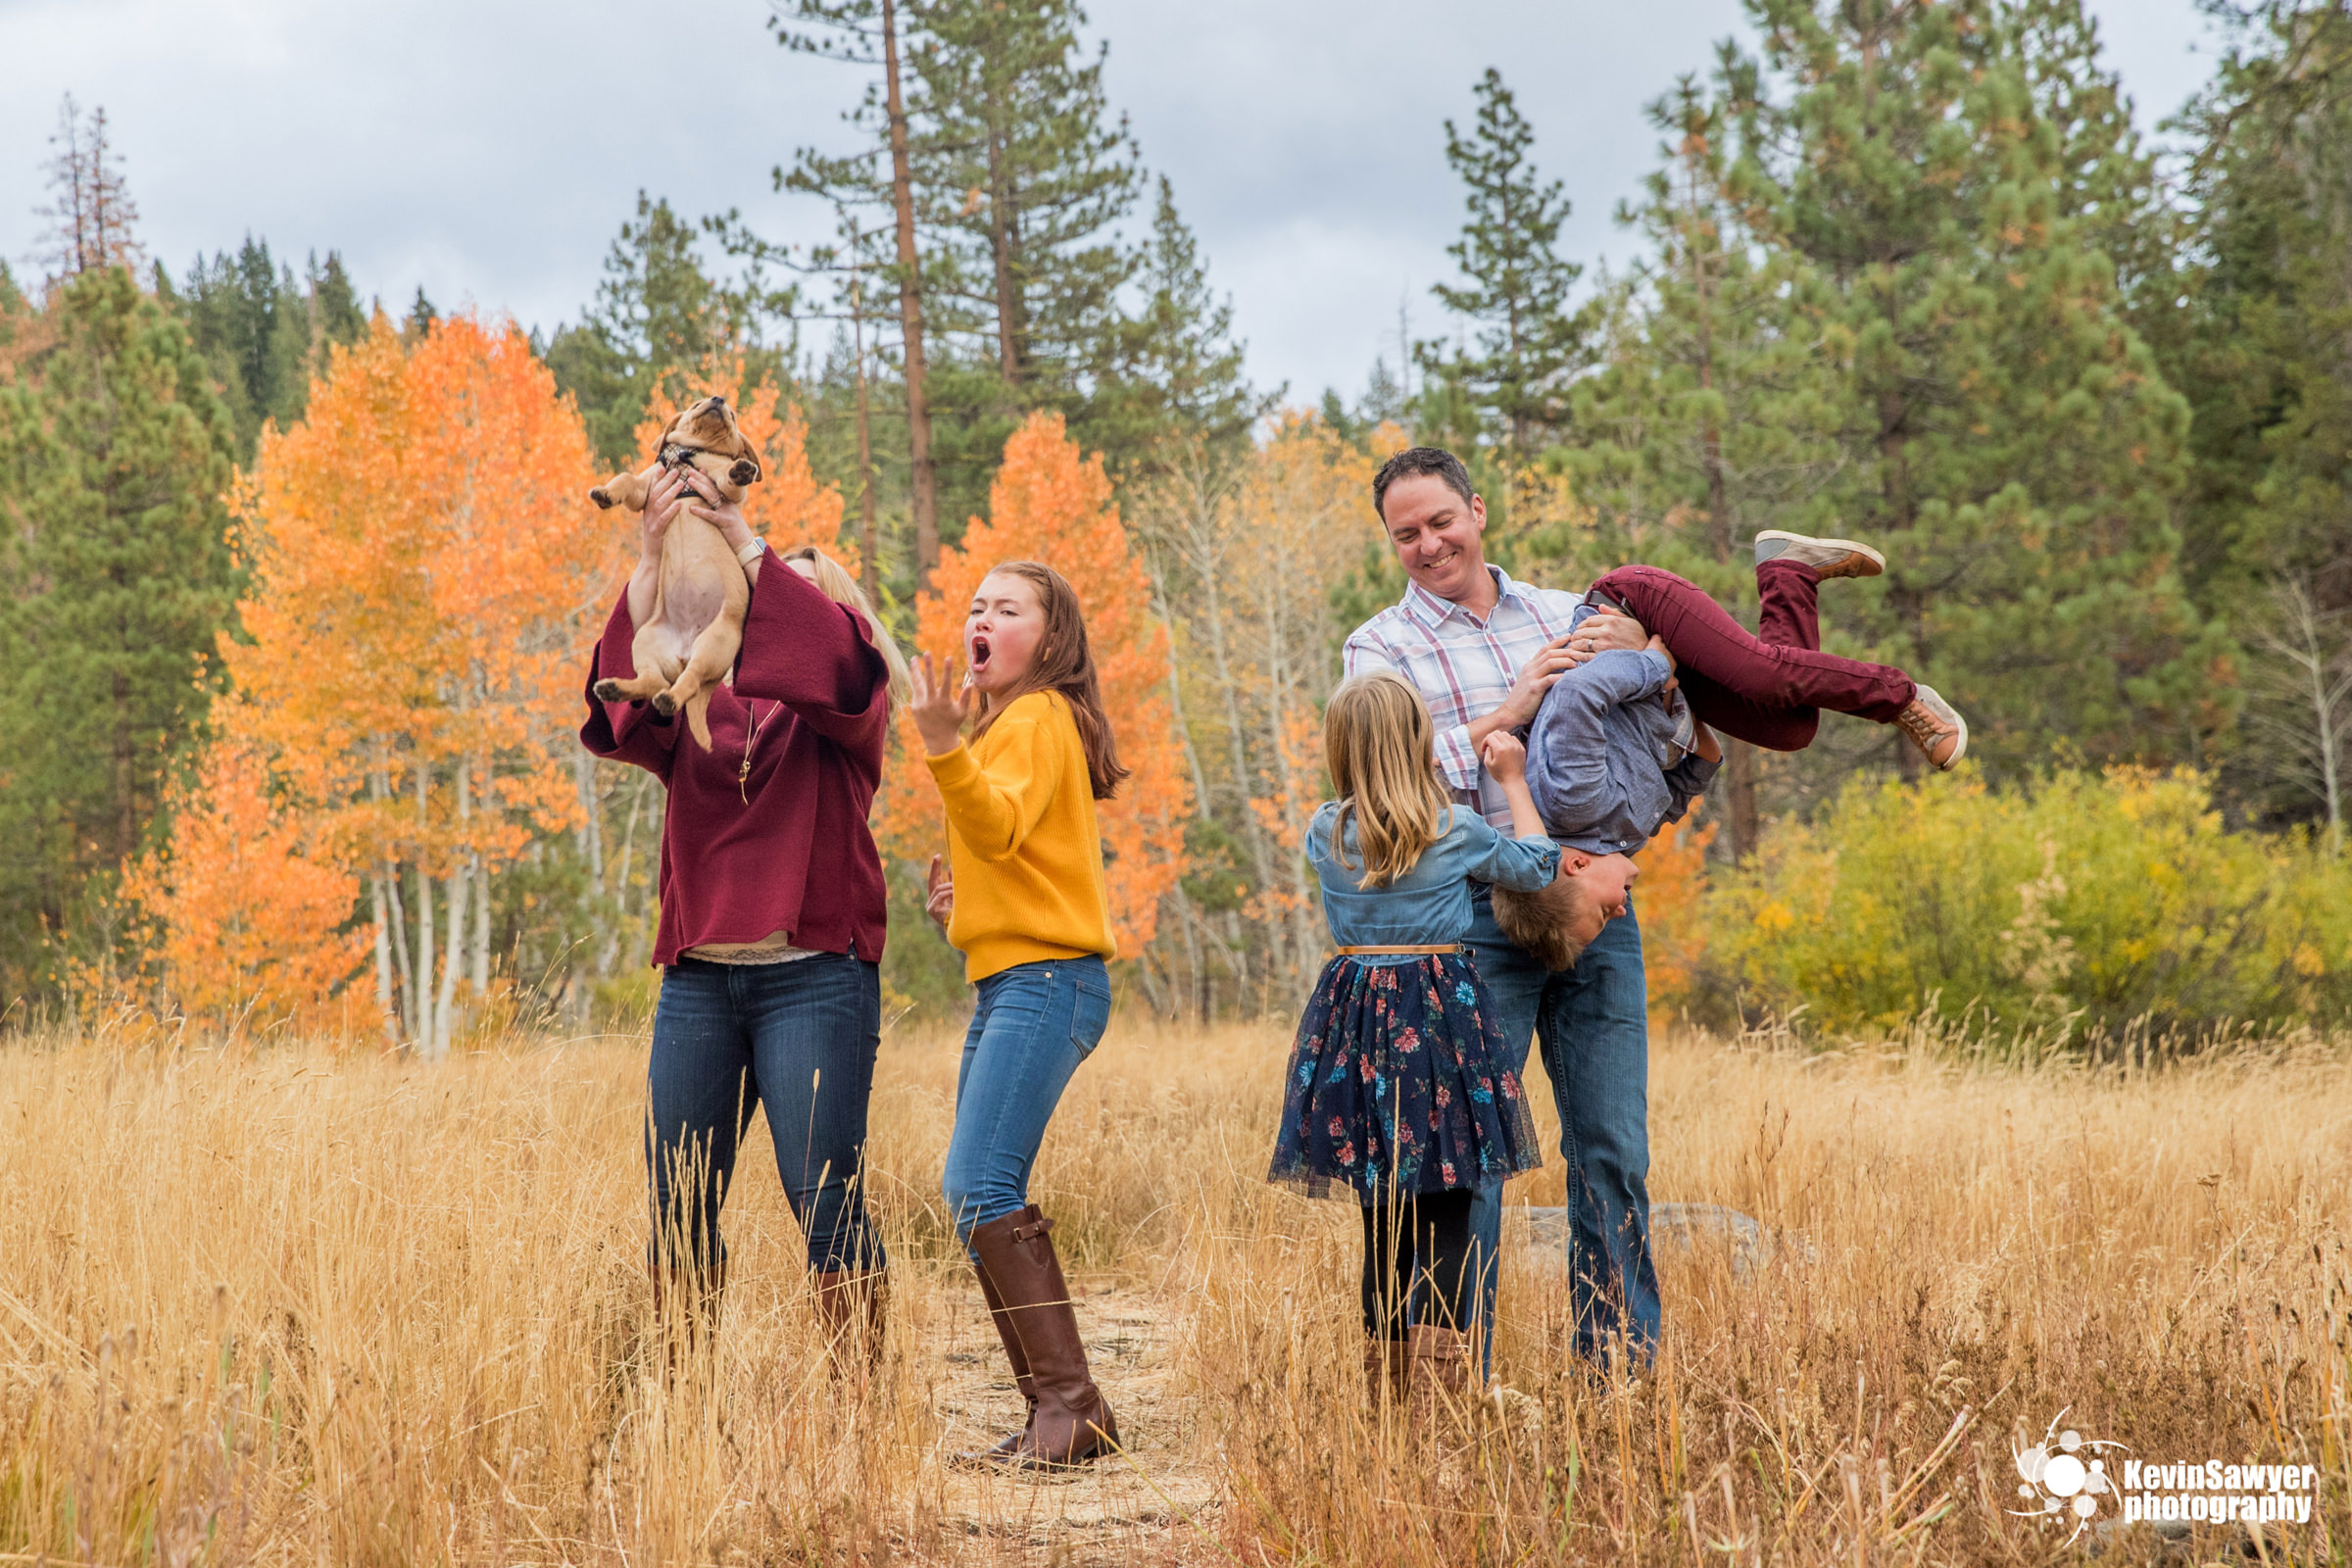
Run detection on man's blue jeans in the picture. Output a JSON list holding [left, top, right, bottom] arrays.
[[942, 955, 1113, 1243], [1461, 885, 1660, 1368], [645, 951, 885, 1276]]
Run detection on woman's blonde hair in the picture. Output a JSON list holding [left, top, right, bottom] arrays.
[[781, 545, 912, 716], [1324, 672, 1453, 889]]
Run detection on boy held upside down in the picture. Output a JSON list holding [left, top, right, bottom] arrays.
[[1495, 530, 1969, 969]]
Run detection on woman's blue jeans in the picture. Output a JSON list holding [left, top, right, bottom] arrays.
[[645, 951, 885, 1276], [942, 955, 1112, 1243]]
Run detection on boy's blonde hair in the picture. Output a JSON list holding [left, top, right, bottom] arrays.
[[1324, 672, 1454, 889], [781, 545, 913, 716], [1492, 874, 1599, 972]]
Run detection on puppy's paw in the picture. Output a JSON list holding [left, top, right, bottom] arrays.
[[651, 691, 678, 718], [728, 459, 758, 486], [589, 487, 616, 510], [592, 678, 625, 703]]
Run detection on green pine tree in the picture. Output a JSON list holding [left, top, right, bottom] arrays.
[[0, 266, 241, 999], [1420, 69, 1595, 462], [544, 193, 735, 468], [1090, 176, 1267, 483], [903, 0, 1142, 520], [2161, 0, 2352, 832], [1732, 0, 2222, 773], [1560, 71, 1848, 854]]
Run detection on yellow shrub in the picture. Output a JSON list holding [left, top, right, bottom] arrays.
[[1692, 767, 2352, 1037]]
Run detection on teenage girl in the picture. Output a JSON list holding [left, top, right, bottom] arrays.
[[1269, 672, 1557, 1405], [906, 560, 1124, 1471]]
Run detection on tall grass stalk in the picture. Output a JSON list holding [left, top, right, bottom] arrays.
[[2, 1014, 2346, 1562]]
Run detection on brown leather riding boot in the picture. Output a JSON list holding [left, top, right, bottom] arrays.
[[971, 1253, 1038, 1458], [811, 1268, 888, 1379], [959, 1205, 1119, 1469]]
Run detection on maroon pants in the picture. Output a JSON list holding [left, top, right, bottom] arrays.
[[1589, 563, 1915, 753]]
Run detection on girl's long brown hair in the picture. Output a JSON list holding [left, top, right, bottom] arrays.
[[1324, 672, 1453, 888], [968, 560, 1129, 801]]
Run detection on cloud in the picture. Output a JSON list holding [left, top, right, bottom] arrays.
[[0, 0, 2218, 404]]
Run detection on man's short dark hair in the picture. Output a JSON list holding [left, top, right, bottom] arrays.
[[1372, 446, 1475, 521]]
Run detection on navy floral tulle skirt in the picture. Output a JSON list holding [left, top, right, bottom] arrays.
[[1267, 953, 1541, 1202]]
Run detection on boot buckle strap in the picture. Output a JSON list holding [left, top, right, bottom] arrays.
[[1009, 1213, 1055, 1244]]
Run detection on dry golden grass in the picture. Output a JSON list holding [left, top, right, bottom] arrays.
[[2, 1013, 2348, 1565]]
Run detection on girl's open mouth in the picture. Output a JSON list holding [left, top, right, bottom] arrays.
[[970, 635, 993, 672]]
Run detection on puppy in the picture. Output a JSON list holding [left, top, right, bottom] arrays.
[[588, 396, 764, 751]]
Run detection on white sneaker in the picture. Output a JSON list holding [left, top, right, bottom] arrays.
[[1754, 529, 1886, 579]]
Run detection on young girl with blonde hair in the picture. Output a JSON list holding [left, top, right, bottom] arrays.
[[1269, 672, 1557, 1406], [907, 559, 1126, 1471]]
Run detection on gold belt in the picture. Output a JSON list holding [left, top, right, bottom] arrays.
[[1334, 944, 1463, 956]]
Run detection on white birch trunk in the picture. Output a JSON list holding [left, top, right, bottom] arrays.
[[435, 863, 466, 1057], [471, 852, 490, 996], [369, 876, 397, 1045], [412, 861, 434, 1054]]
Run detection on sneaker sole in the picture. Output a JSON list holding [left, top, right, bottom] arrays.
[[1754, 530, 1886, 577], [1916, 683, 1968, 770]]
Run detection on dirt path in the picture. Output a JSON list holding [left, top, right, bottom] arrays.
[[920, 1276, 1222, 1564]]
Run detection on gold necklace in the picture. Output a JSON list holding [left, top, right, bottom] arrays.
[[739, 700, 770, 804]]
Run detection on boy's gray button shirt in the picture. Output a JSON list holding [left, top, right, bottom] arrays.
[[1524, 640, 1721, 856]]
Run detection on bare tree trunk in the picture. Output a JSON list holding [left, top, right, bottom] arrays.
[[435, 864, 466, 1058], [851, 241, 881, 599], [471, 851, 491, 997], [881, 0, 938, 582], [385, 864, 414, 1041], [413, 860, 434, 1054], [413, 762, 435, 1054], [369, 876, 398, 1045]]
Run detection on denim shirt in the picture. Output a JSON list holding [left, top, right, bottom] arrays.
[[1307, 801, 1561, 956], [1525, 637, 1721, 856]]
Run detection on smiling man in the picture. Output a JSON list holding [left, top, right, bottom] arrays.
[[1341, 445, 1661, 1377]]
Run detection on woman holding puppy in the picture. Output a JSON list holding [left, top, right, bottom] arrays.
[[581, 467, 906, 1375], [906, 561, 1124, 1472]]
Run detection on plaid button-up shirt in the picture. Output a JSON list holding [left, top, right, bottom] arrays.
[[1342, 565, 1588, 828]]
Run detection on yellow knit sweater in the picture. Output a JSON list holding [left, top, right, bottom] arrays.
[[925, 690, 1116, 983]]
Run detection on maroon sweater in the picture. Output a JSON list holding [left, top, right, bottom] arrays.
[[579, 550, 889, 966]]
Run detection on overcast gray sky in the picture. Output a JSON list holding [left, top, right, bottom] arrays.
[[0, 0, 2221, 406]]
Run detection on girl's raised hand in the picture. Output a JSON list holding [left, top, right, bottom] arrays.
[[1479, 728, 1528, 782], [909, 652, 973, 756], [924, 854, 954, 933]]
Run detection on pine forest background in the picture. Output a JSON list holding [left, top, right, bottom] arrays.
[[6, 0, 2352, 1052]]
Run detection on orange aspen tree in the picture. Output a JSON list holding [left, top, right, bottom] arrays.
[[190, 314, 603, 1053], [1629, 807, 1716, 1026], [629, 357, 852, 576], [881, 412, 1189, 960], [119, 730, 369, 1038]]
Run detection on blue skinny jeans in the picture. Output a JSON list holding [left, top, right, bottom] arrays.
[[645, 951, 886, 1277], [941, 955, 1112, 1243]]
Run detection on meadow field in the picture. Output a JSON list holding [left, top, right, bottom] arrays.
[[2, 1012, 2347, 1567]]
